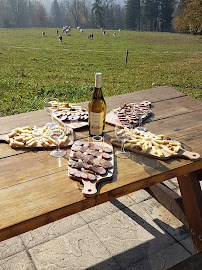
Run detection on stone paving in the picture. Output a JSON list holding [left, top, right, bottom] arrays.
[[0, 178, 194, 270]]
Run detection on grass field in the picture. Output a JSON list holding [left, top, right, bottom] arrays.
[[0, 28, 201, 116]]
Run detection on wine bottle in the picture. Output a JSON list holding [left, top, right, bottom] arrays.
[[89, 73, 106, 136]]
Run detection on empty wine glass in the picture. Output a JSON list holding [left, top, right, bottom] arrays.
[[44, 97, 59, 128], [133, 106, 148, 132], [115, 125, 130, 158], [50, 124, 67, 158]]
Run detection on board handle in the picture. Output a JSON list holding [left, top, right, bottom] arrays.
[[82, 180, 97, 197], [179, 149, 200, 160]]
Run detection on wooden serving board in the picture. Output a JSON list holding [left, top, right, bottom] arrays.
[[0, 127, 74, 150], [111, 138, 200, 161], [51, 102, 89, 130], [68, 141, 114, 197], [106, 101, 152, 127]]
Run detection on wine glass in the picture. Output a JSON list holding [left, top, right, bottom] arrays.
[[115, 125, 130, 158], [44, 97, 59, 128], [133, 106, 148, 132], [50, 124, 67, 158]]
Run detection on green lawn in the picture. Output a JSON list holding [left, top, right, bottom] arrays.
[[0, 28, 201, 116]]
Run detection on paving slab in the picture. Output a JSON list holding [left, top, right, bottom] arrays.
[[29, 224, 121, 270], [179, 237, 195, 255], [0, 236, 25, 260], [125, 242, 191, 270], [79, 196, 134, 224], [128, 189, 152, 204], [89, 204, 176, 269], [139, 198, 190, 241], [0, 251, 36, 270], [20, 212, 86, 249]]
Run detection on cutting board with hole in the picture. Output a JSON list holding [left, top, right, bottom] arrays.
[[68, 141, 114, 197], [106, 101, 152, 127], [111, 137, 200, 161]]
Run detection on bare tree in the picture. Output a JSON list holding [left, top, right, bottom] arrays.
[[64, 0, 83, 27]]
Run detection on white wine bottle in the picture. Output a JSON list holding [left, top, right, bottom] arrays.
[[89, 73, 106, 136]]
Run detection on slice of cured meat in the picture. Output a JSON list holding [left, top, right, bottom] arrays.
[[74, 169, 82, 178], [74, 140, 84, 146], [100, 159, 113, 169], [102, 147, 112, 153], [80, 172, 88, 180], [68, 160, 78, 167], [82, 162, 93, 171], [102, 153, 111, 160], [92, 165, 106, 175], [87, 173, 96, 181], [71, 144, 82, 152], [82, 154, 94, 164], [92, 158, 101, 166]]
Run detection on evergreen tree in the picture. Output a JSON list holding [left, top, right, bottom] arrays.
[[142, 0, 160, 31], [50, 0, 63, 27], [92, 0, 104, 28], [160, 0, 174, 31], [125, 0, 141, 30]]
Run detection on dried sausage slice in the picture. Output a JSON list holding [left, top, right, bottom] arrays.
[[100, 159, 113, 169], [74, 140, 84, 146], [102, 153, 111, 160], [92, 165, 106, 175], [102, 147, 112, 153], [87, 173, 96, 181]]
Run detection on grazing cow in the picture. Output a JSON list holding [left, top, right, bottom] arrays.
[[88, 34, 94, 39], [119, 29, 121, 32], [42, 31, 45, 36], [56, 30, 59, 35], [113, 32, 116, 37], [66, 29, 70, 35], [77, 26, 80, 30], [80, 29, 83, 33], [58, 36, 62, 44], [103, 30, 105, 35]]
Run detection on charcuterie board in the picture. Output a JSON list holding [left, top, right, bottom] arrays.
[[110, 127, 200, 161], [0, 125, 74, 149], [68, 141, 114, 197], [52, 102, 89, 129], [106, 101, 152, 127]]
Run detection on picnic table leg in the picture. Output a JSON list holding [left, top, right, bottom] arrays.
[[177, 170, 202, 253]]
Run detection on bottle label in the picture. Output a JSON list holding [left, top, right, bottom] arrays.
[[90, 112, 104, 135]]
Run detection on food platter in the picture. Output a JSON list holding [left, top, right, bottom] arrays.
[[52, 102, 89, 129], [68, 141, 114, 196], [106, 101, 152, 127], [111, 127, 200, 160], [0, 125, 74, 149]]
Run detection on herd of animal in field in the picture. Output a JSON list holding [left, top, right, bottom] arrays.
[[41, 26, 121, 44]]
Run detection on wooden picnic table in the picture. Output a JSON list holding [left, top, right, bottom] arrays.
[[0, 86, 201, 252]]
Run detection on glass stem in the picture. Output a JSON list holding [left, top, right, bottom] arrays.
[[57, 140, 60, 151], [121, 141, 125, 153], [51, 112, 54, 123], [139, 117, 142, 127]]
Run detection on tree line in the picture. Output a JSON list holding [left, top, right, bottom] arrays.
[[0, 0, 201, 34]]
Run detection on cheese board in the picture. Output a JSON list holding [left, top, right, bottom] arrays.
[[68, 141, 114, 197], [110, 127, 200, 161], [0, 125, 74, 149], [106, 101, 152, 128]]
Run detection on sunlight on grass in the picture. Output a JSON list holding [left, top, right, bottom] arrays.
[[0, 28, 201, 116]]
